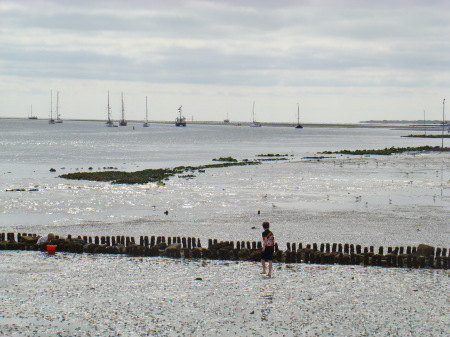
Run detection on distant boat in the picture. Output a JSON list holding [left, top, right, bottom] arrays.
[[28, 105, 37, 119], [48, 91, 55, 124], [55, 91, 63, 123], [106, 91, 114, 127], [295, 103, 303, 129], [143, 96, 149, 127], [119, 92, 127, 126], [224, 113, 230, 123], [250, 101, 261, 127], [175, 105, 186, 127]]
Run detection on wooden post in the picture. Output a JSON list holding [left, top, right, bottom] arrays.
[[332, 243, 337, 252], [326, 243, 330, 253], [286, 242, 291, 251], [378, 246, 384, 255], [150, 236, 155, 247], [397, 255, 404, 268], [320, 243, 325, 252], [436, 247, 441, 257], [338, 243, 343, 253], [313, 243, 318, 251], [292, 243, 296, 252], [95, 236, 99, 245], [356, 245, 361, 254], [111, 236, 116, 246], [344, 243, 349, 254]]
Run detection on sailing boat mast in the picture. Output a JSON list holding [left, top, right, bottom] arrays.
[[55, 91, 63, 123], [106, 90, 114, 126], [49, 90, 55, 124], [250, 101, 261, 127], [295, 102, 303, 129], [119, 92, 127, 126], [143, 96, 149, 127]]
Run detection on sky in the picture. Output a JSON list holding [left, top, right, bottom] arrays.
[[1, 0, 449, 124]]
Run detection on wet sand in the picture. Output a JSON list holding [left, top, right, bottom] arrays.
[[1, 251, 449, 336]]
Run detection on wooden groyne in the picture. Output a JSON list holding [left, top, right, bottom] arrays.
[[1, 233, 448, 270]]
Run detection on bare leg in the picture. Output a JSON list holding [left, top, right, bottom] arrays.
[[267, 261, 273, 277], [261, 260, 266, 274]]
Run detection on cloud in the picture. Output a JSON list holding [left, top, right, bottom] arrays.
[[1, 0, 449, 122]]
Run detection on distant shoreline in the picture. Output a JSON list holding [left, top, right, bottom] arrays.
[[3, 117, 446, 130]]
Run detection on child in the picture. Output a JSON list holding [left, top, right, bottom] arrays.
[[261, 221, 274, 277]]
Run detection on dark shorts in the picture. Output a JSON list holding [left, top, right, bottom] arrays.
[[261, 246, 274, 261]]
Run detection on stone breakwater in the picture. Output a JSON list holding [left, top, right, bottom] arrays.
[[1, 232, 449, 270]]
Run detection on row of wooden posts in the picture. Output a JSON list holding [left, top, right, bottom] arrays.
[[1, 232, 449, 269]]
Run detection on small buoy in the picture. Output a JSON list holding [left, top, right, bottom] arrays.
[[164, 210, 169, 215]]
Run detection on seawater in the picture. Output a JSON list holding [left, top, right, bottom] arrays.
[[1, 119, 450, 336], [1, 119, 449, 246]]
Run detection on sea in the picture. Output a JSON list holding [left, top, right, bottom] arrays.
[[1, 118, 449, 336]]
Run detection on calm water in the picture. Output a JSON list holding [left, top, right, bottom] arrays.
[[1, 119, 450, 336]]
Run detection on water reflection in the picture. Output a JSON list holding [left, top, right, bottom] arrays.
[[260, 289, 274, 321]]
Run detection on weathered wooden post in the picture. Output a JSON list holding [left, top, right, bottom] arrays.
[[236, 241, 241, 250], [313, 243, 318, 251], [397, 255, 404, 268], [292, 243, 296, 252], [338, 243, 343, 253], [378, 246, 384, 255], [187, 237, 192, 249], [182, 237, 187, 248], [413, 255, 419, 268], [111, 236, 116, 246], [356, 245, 361, 254], [298, 243, 303, 250], [350, 244, 354, 254], [326, 243, 330, 253], [192, 237, 197, 248], [95, 236, 99, 245], [344, 243, 349, 254], [332, 243, 337, 252], [286, 242, 291, 251], [436, 247, 441, 257], [252, 242, 256, 250], [399, 246, 404, 254], [320, 243, 325, 252]]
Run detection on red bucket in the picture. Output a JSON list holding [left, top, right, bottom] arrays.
[[47, 245, 57, 255]]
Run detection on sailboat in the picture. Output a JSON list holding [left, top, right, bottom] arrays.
[[106, 91, 114, 127], [250, 101, 261, 127], [55, 91, 63, 123], [119, 92, 127, 126], [175, 105, 186, 126], [295, 103, 303, 129], [28, 105, 38, 119], [143, 96, 149, 127], [48, 91, 55, 124]]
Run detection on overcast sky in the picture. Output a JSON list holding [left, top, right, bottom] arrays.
[[1, 0, 449, 123]]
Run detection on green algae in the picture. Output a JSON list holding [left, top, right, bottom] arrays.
[[320, 146, 442, 156], [59, 160, 260, 185]]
